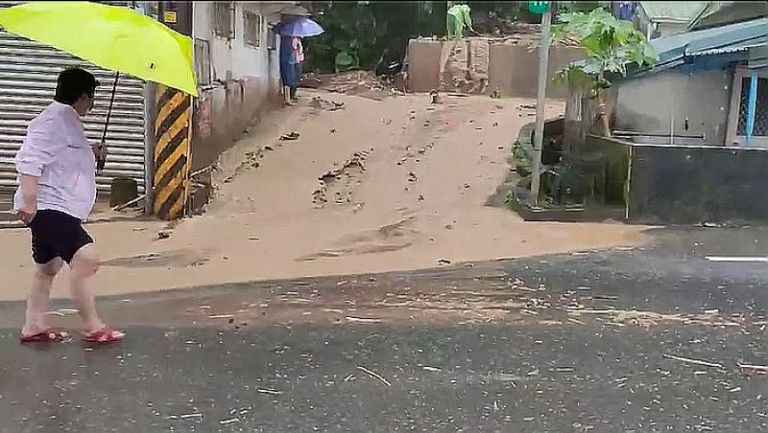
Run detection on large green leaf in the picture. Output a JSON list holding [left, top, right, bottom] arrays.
[[550, 8, 657, 94]]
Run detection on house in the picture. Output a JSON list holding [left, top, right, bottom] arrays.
[[688, 1, 767, 31], [558, 17, 768, 225], [635, 2, 708, 39], [191, 1, 302, 172]]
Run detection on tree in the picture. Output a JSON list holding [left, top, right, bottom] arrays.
[[550, 8, 657, 138]]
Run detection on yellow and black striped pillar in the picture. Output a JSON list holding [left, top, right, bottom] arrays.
[[153, 84, 192, 220]]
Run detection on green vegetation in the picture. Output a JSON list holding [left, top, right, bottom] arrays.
[[549, 8, 657, 136], [308, 2, 444, 73]]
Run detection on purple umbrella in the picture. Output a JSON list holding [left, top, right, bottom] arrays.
[[279, 17, 324, 38]]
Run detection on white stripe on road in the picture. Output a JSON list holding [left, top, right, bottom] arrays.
[[705, 256, 768, 263]]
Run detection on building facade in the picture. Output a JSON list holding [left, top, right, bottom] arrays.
[[191, 1, 299, 171], [0, 1, 302, 217]]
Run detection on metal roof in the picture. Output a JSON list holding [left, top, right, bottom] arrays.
[[689, 37, 767, 57], [635, 17, 768, 75], [567, 17, 768, 80]]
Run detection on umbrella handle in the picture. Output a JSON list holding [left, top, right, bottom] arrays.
[[98, 71, 119, 172]]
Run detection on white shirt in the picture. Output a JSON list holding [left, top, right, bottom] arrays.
[[13, 101, 97, 220]]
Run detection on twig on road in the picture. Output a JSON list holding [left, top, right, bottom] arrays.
[[357, 365, 391, 387], [663, 354, 724, 369], [256, 388, 282, 395], [739, 363, 768, 372], [345, 316, 383, 324], [219, 417, 240, 425]]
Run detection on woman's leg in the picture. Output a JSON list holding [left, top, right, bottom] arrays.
[[22, 258, 63, 336], [69, 243, 105, 333]]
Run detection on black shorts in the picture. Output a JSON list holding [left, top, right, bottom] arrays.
[[29, 210, 93, 265]]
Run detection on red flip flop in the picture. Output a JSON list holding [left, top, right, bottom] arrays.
[[82, 327, 124, 344], [20, 329, 69, 344]]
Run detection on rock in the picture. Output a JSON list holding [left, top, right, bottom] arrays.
[[279, 131, 300, 141], [157, 231, 171, 240]]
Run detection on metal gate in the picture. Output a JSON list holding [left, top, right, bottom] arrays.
[[0, 1, 147, 194]]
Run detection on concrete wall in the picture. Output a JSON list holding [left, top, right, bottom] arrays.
[[614, 70, 733, 146], [655, 22, 689, 38], [577, 135, 768, 225], [628, 144, 768, 225], [406, 38, 583, 98], [407, 39, 443, 93], [191, 1, 282, 171], [487, 44, 584, 98]]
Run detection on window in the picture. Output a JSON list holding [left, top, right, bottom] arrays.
[[736, 76, 768, 137], [243, 11, 262, 48], [727, 68, 768, 146], [194, 38, 212, 86], [213, 1, 234, 39]]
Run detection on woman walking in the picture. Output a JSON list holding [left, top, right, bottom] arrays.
[[291, 36, 305, 102], [278, 23, 301, 105]]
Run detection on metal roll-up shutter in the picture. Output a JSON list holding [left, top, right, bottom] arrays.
[[0, 1, 146, 194]]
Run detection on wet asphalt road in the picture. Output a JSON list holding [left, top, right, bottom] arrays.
[[3, 227, 768, 432]]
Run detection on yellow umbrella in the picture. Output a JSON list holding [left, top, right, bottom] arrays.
[[0, 1, 197, 96]]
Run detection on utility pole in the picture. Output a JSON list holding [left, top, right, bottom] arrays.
[[152, 1, 194, 220], [529, 7, 551, 206]]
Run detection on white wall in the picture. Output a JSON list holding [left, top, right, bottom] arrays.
[[192, 1, 279, 84], [615, 70, 733, 145]]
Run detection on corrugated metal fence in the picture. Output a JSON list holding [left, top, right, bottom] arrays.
[[0, 1, 147, 194]]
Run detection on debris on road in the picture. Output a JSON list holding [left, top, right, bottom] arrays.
[[256, 388, 283, 395], [663, 354, 724, 369], [219, 417, 240, 425], [176, 413, 203, 420], [310, 96, 345, 111], [357, 365, 392, 387], [313, 150, 371, 208], [739, 363, 768, 373], [279, 131, 301, 141], [345, 316, 383, 324]]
